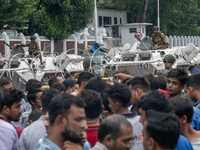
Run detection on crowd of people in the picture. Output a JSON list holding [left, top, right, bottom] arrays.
[[1, 63, 200, 150]]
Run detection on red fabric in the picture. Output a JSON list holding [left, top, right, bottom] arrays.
[[86, 125, 99, 147], [4, 119, 23, 139], [158, 89, 170, 99]]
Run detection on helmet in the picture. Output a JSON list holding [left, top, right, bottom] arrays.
[[153, 26, 159, 31], [30, 35, 36, 40], [163, 54, 176, 63], [83, 59, 95, 68]]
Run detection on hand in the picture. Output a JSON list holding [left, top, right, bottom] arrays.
[[63, 141, 82, 150], [13, 44, 17, 48], [113, 73, 132, 83], [154, 44, 158, 48]]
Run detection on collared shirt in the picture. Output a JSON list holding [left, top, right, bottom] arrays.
[[21, 107, 33, 129], [194, 100, 200, 108], [0, 119, 18, 150], [36, 137, 62, 150], [18, 115, 47, 150], [90, 142, 109, 150], [192, 107, 200, 131]]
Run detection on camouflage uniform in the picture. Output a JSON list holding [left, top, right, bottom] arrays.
[[151, 31, 168, 50], [18, 41, 40, 56]]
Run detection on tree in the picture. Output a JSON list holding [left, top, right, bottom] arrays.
[[22, 0, 94, 41]]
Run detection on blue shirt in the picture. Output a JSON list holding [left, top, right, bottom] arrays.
[[36, 137, 62, 150], [176, 135, 194, 150], [192, 107, 200, 131]]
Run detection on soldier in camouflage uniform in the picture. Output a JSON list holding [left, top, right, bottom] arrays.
[[151, 26, 168, 50], [14, 35, 41, 58]]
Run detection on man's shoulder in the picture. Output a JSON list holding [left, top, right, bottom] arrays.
[[151, 33, 155, 37], [0, 119, 16, 132], [36, 138, 61, 150]]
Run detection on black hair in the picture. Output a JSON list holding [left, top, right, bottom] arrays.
[[169, 96, 193, 123], [26, 79, 41, 92], [101, 91, 112, 113], [145, 111, 179, 149], [81, 90, 102, 119], [186, 73, 200, 90], [167, 68, 188, 85], [51, 83, 65, 92], [106, 83, 131, 107], [0, 89, 24, 112], [98, 114, 132, 143], [0, 90, 4, 112], [49, 75, 63, 87], [157, 76, 167, 90], [77, 72, 95, 86], [144, 74, 159, 91], [48, 93, 85, 126], [138, 91, 169, 113], [63, 79, 77, 90], [27, 88, 43, 106], [0, 77, 12, 86], [126, 76, 150, 93], [41, 88, 60, 113], [85, 76, 106, 93], [28, 109, 42, 123]]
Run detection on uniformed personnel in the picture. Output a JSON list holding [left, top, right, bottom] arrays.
[[83, 59, 95, 72], [151, 26, 168, 50], [163, 54, 176, 70]]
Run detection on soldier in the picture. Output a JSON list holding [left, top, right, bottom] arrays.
[[151, 26, 168, 50], [83, 59, 95, 72], [163, 54, 176, 70]]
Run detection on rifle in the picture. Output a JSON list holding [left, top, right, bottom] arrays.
[[4, 41, 13, 50]]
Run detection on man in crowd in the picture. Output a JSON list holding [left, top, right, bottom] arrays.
[[83, 59, 95, 72], [106, 83, 144, 150], [71, 72, 95, 96], [63, 79, 77, 93], [21, 88, 43, 128], [48, 75, 64, 88], [18, 88, 60, 150], [0, 89, 24, 138], [81, 89, 103, 147], [91, 114, 133, 150], [143, 111, 179, 150], [163, 54, 176, 71], [184, 73, 200, 130], [36, 93, 87, 150], [126, 76, 150, 112], [167, 68, 188, 99], [170, 96, 200, 150]]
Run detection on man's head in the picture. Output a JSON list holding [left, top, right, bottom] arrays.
[[0, 77, 13, 91], [106, 83, 131, 113], [85, 76, 106, 93], [167, 68, 188, 98], [184, 73, 200, 101], [144, 74, 159, 91], [28, 109, 42, 124], [1, 89, 24, 121], [48, 75, 64, 88], [83, 59, 95, 72], [169, 96, 193, 134], [163, 54, 176, 70], [41, 88, 60, 114], [30, 35, 36, 42], [138, 91, 169, 123], [143, 111, 179, 150], [77, 72, 95, 91], [63, 79, 77, 93], [51, 83, 65, 93], [153, 26, 159, 34], [48, 93, 87, 143], [27, 88, 43, 109], [80, 89, 103, 119], [26, 79, 42, 93], [98, 114, 133, 150], [126, 76, 150, 105]]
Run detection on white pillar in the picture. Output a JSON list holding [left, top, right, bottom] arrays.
[[19, 33, 26, 44], [51, 38, 54, 54], [173, 36, 177, 47], [2, 32, 10, 56], [74, 36, 78, 55], [85, 35, 88, 48], [169, 36, 173, 48], [63, 39, 67, 52], [34, 33, 41, 50], [181, 36, 184, 46]]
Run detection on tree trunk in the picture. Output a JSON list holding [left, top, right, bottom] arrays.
[[188, 26, 192, 36], [142, 0, 149, 23]]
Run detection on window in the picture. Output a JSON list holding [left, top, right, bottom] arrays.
[[99, 16, 102, 27], [103, 17, 112, 27], [120, 18, 122, 24], [129, 28, 137, 33], [114, 17, 117, 24]]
